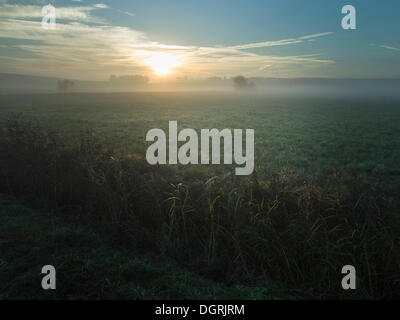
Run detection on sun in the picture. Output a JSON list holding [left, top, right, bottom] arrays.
[[143, 52, 179, 76]]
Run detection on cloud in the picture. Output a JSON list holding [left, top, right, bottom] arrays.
[[201, 32, 333, 52], [94, 4, 109, 9], [0, 3, 335, 80], [381, 45, 400, 51], [117, 10, 135, 17], [228, 39, 302, 50], [298, 32, 333, 40]]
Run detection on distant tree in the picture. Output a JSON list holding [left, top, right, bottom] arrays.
[[232, 75, 255, 91], [109, 75, 117, 83], [57, 79, 74, 92]]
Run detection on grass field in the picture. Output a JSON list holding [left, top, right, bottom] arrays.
[[0, 92, 399, 299], [1, 92, 399, 190]]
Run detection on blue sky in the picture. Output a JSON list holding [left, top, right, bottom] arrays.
[[0, 0, 399, 80]]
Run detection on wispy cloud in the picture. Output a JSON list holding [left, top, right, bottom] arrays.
[[94, 4, 109, 9], [381, 45, 400, 52], [228, 39, 302, 50], [298, 32, 333, 40], [116, 9, 135, 17], [0, 3, 335, 79]]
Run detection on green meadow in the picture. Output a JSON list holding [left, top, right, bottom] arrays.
[[0, 92, 399, 299]]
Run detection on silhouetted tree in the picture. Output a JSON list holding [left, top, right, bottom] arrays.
[[232, 75, 255, 91], [57, 79, 74, 92]]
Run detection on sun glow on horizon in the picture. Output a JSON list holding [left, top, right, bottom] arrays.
[[143, 52, 180, 76]]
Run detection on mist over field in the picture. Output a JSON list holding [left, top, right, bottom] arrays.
[[1, 72, 399, 99]]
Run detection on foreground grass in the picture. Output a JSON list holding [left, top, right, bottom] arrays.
[[0, 93, 399, 299], [0, 195, 286, 299]]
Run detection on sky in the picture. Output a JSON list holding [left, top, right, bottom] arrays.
[[0, 0, 399, 81]]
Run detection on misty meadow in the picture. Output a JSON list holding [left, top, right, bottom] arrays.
[[0, 90, 399, 299]]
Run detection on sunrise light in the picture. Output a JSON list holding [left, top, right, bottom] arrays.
[[143, 52, 179, 76]]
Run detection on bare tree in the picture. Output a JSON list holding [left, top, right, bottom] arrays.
[[57, 79, 74, 92], [232, 75, 255, 91]]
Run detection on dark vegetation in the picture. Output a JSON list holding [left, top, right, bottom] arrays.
[[0, 92, 399, 299], [232, 75, 255, 91], [57, 79, 75, 92], [0, 195, 285, 299]]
